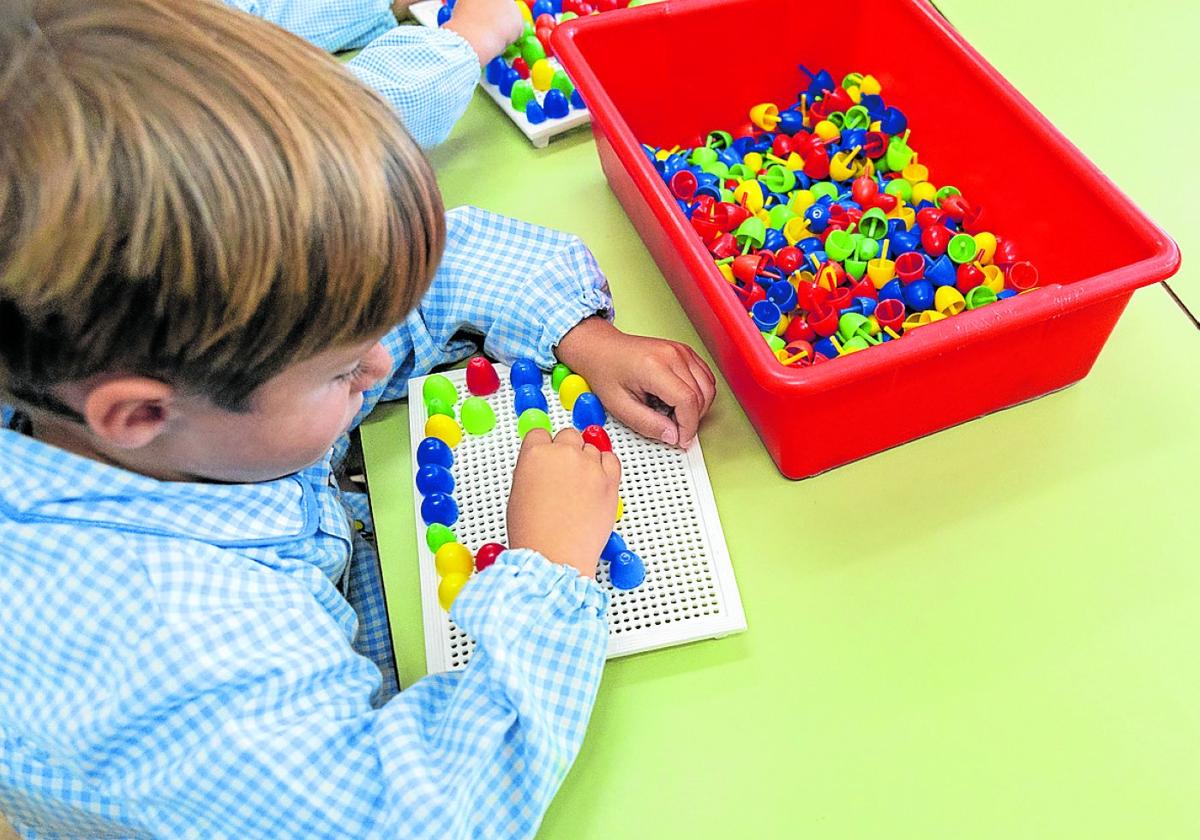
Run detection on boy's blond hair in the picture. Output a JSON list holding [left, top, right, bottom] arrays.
[[0, 0, 445, 413]]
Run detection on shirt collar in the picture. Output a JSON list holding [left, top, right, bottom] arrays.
[[0, 427, 323, 546]]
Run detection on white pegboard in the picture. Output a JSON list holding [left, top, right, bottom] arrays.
[[409, 0, 592, 148], [407, 363, 746, 674]]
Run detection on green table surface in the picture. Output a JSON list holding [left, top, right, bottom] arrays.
[[360, 2, 1198, 836]]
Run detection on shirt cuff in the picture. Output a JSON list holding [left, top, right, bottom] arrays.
[[451, 548, 609, 630]]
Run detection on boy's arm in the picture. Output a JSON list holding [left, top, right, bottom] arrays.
[[220, 1, 480, 148], [220, 0, 398, 52], [130, 550, 607, 838], [345, 26, 481, 148], [367, 206, 613, 411]]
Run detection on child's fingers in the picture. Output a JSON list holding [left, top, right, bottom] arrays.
[[650, 369, 706, 447], [600, 450, 621, 485], [552, 427, 584, 448], [609, 391, 680, 446], [519, 427, 552, 451], [685, 354, 717, 416], [682, 346, 717, 408]]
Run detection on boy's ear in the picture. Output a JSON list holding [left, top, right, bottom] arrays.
[[81, 377, 176, 450]]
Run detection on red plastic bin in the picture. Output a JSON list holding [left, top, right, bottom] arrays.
[[553, 0, 1181, 479]]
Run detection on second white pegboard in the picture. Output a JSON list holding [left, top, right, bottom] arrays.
[[408, 363, 746, 674]]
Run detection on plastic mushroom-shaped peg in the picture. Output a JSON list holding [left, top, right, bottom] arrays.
[[426, 523, 456, 553], [509, 358, 542, 389], [571, 392, 607, 431], [474, 542, 506, 573], [460, 397, 497, 435], [466, 356, 500, 395], [421, 493, 459, 527], [424, 415, 462, 449], [422, 374, 458, 408], [415, 464, 455, 497], [435, 542, 474, 577], [416, 437, 454, 469], [513, 384, 548, 415], [609, 550, 646, 591]]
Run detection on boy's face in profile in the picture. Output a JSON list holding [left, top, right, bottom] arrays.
[[57, 336, 394, 485], [174, 337, 393, 483]]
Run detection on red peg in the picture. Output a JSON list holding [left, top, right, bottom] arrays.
[[1007, 260, 1039, 291], [863, 131, 888, 159], [895, 252, 925, 283], [691, 214, 721, 242], [874, 193, 898, 213], [916, 207, 946, 229], [921, 224, 951, 257], [669, 170, 697, 201], [993, 237, 1021, 267], [512, 57, 530, 79], [961, 203, 987, 234], [803, 144, 830, 180], [851, 174, 878, 206], [581, 424, 613, 452], [774, 246, 803, 275], [955, 262, 986, 294], [732, 121, 761, 140], [825, 286, 854, 312], [792, 131, 817, 157], [708, 233, 739, 260], [715, 201, 750, 232], [824, 87, 852, 113], [940, 193, 971, 222], [784, 314, 816, 343], [874, 298, 905, 333], [849, 277, 877, 300], [808, 302, 839, 337], [535, 12, 556, 27], [808, 96, 834, 121], [732, 253, 767, 284], [795, 279, 823, 311], [733, 280, 766, 310], [475, 542, 506, 573], [466, 356, 500, 396]]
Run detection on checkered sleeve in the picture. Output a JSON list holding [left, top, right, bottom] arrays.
[[375, 550, 609, 837], [109, 550, 606, 838], [347, 25, 481, 148], [379, 206, 614, 403], [220, 0, 398, 52]]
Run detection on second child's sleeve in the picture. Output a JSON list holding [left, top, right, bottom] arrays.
[[220, 0, 479, 148], [347, 26, 481, 148], [370, 206, 615, 404]]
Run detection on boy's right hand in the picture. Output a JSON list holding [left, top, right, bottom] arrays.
[[444, 0, 524, 67], [506, 428, 621, 579]]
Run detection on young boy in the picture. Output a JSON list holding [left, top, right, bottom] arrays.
[[223, 0, 523, 148], [0, 1, 715, 837]]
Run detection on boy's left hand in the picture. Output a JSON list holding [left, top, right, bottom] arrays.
[[555, 317, 716, 449]]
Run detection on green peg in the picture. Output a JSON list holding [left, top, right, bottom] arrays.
[[551, 363, 572, 392], [517, 408, 552, 438], [460, 397, 496, 435], [422, 374, 458, 407], [426, 523, 456, 553]]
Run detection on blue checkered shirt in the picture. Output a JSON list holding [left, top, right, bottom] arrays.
[[0, 207, 614, 838], [220, 0, 480, 149]]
